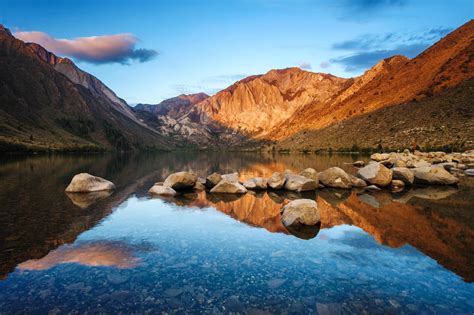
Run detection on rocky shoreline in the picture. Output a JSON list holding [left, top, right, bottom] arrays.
[[65, 150, 474, 230]]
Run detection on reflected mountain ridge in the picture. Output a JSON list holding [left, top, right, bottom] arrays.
[[0, 153, 473, 283]]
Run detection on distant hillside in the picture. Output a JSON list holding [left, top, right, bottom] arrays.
[[0, 25, 170, 152], [273, 78, 474, 152], [133, 93, 266, 148]]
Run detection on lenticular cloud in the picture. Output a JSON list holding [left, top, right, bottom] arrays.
[[14, 31, 158, 65]]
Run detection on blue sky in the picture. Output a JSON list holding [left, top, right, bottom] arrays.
[[1, 0, 473, 104]]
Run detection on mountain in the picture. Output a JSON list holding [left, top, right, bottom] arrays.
[[269, 19, 474, 141], [0, 25, 170, 152], [140, 20, 472, 150], [133, 93, 265, 148], [275, 78, 474, 152], [193, 69, 349, 137]]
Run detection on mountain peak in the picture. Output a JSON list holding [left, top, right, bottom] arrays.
[[0, 24, 13, 37]]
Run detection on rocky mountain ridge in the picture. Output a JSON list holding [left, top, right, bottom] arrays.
[[135, 20, 473, 149], [0, 25, 170, 152]]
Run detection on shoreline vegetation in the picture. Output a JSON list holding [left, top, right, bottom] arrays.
[[1, 139, 472, 155]]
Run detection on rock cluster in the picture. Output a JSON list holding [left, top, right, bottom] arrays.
[[145, 149, 472, 198]]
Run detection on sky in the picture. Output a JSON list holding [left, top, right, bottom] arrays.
[[1, 0, 473, 104]]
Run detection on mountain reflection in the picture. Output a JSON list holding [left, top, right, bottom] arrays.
[[161, 187, 473, 282], [18, 241, 140, 270], [0, 152, 472, 283]]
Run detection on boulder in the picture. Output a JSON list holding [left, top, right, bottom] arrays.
[[210, 180, 247, 194], [65, 173, 115, 192], [280, 199, 320, 227], [357, 163, 392, 187], [353, 160, 365, 167], [370, 153, 390, 161], [392, 159, 407, 168], [392, 167, 414, 185], [413, 167, 459, 185], [148, 185, 177, 196], [193, 182, 206, 191], [221, 172, 240, 183], [299, 168, 319, 183], [412, 160, 431, 168], [268, 172, 287, 189], [349, 175, 367, 187], [242, 177, 268, 190], [163, 171, 197, 190], [284, 174, 318, 192], [205, 172, 222, 188], [465, 169, 474, 177], [318, 167, 352, 189]]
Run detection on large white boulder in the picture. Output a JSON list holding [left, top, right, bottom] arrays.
[[357, 163, 392, 187], [163, 171, 197, 190], [210, 180, 247, 194], [413, 167, 459, 185], [284, 174, 318, 192], [268, 172, 287, 189], [280, 199, 320, 226], [148, 185, 177, 196], [318, 167, 352, 189], [242, 177, 268, 190], [299, 168, 319, 183], [65, 173, 115, 192], [392, 167, 414, 185], [205, 172, 222, 188]]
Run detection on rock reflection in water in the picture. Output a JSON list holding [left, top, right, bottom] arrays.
[[66, 191, 114, 209]]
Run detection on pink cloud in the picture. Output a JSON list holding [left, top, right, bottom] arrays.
[[14, 31, 158, 64]]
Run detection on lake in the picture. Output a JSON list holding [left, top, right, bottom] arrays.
[[0, 152, 473, 314]]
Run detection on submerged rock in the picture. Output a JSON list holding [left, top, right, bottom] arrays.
[[205, 172, 222, 188], [148, 185, 177, 196], [242, 177, 268, 189], [318, 167, 352, 189], [280, 199, 320, 226], [413, 167, 459, 185], [357, 163, 392, 187], [268, 172, 287, 189], [210, 180, 247, 194], [163, 171, 197, 190], [284, 174, 318, 192], [65, 173, 115, 192]]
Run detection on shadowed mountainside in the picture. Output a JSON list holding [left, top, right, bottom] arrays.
[[0, 25, 170, 152]]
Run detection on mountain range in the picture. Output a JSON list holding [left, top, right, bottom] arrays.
[[0, 20, 473, 152]]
